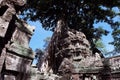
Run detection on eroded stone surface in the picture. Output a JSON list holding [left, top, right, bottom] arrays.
[[0, 18, 10, 37], [0, 48, 6, 72], [4, 75, 16, 80], [0, 0, 35, 80], [5, 52, 32, 72], [7, 42, 34, 59]]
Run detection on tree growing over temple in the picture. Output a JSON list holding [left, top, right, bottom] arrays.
[[22, 0, 120, 52]]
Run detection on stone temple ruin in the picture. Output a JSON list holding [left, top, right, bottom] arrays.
[[0, 0, 120, 80], [0, 0, 35, 80], [38, 20, 120, 80]]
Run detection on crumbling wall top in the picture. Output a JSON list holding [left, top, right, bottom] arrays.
[[0, 0, 26, 37]]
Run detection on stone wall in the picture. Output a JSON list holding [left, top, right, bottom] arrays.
[[0, 0, 35, 80], [107, 56, 120, 80]]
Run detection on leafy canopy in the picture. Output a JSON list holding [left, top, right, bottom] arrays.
[[22, 0, 120, 50], [111, 27, 120, 52]]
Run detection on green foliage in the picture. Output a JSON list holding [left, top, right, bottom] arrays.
[[35, 48, 44, 59], [109, 9, 120, 52], [95, 40, 104, 48], [94, 39, 107, 53], [34, 48, 44, 66], [110, 27, 120, 52], [21, 0, 120, 51], [43, 37, 51, 48], [94, 27, 109, 40]]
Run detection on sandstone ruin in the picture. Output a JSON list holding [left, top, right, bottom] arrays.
[[0, 0, 35, 80], [0, 0, 120, 80], [37, 20, 120, 80]]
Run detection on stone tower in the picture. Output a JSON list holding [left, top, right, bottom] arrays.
[[38, 20, 91, 77]]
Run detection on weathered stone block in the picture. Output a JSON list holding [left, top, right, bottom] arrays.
[[10, 0, 26, 6], [109, 56, 120, 71], [4, 75, 16, 80], [7, 42, 34, 59], [2, 7, 16, 22], [58, 58, 75, 73], [15, 19, 35, 35], [0, 18, 9, 37], [0, 0, 26, 6], [11, 27, 31, 48], [0, 48, 6, 72], [71, 74, 80, 80], [5, 52, 32, 72], [0, 2, 16, 38], [10, 20, 35, 48]]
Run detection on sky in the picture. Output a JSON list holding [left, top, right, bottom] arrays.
[[28, 21, 53, 51], [27, 21, 53, 65], [94, 22, 114, 52]]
